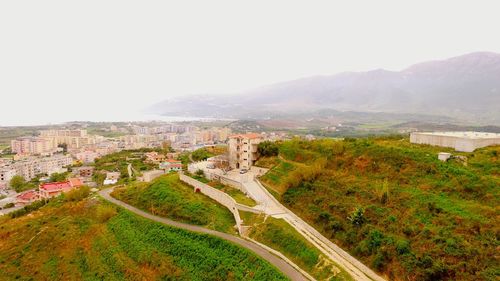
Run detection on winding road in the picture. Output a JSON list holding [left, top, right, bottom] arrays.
[[98, 188, 308, 281]]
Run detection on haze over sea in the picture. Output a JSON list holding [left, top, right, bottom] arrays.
[[0, 112, 229, 127]]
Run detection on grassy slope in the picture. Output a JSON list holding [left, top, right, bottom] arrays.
[[0, 198, 288, 281], [111, 173, 237, 234], [240, 211, 353, 281], [260, 137, 499, 281]]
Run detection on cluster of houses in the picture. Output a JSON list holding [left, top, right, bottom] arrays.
[[15, 178, 84, 206], [136, 152, 183, 182]]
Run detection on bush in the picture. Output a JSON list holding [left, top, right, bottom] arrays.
[[258, 141, 279, 157], [10, 199, 49, 218], [64, 186, 90, 202], [96, 205, 117, 222], [9, 175, 26, 192], [348, 207, 366, 227], [2, 202, 15, 209], [191, 148, 213, 161]]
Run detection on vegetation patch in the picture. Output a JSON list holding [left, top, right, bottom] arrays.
[[111, 173, 237, 234], [0, 197, 288, 280], [240, 211, 352, 281], [259, 137, 499, 280]]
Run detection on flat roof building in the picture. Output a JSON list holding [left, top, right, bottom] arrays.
[[410, 132, 500, 152], [228, 133, 263, 170]]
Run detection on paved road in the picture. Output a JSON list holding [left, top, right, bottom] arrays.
[[98, 188, 307, 281], [190, 161, 385, 281]]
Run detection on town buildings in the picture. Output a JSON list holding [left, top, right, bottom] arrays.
[[40, 129, 102, 149], [0, 168, 16, 186], [11, 137, 55, 155], [159, 159, 183, 172], [39, 178, 83, 199], [228, 133, 263, 170], [145, 152, 166, 164], [8, 154, 73, 181], [15, 190, 41, 206], [104, 172, 120, 185], [410, 132, 500, 152], [75, 150, 100, 163], [73, 166, 94, 177]]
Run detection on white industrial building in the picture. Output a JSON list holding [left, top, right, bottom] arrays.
[[410, 132, 500, 152]]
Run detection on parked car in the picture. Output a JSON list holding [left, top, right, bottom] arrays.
[[239, 169, 248, 174]]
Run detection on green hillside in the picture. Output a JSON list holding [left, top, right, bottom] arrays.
[[259, 136, 499, 281], [111, 173, 237, 234], [0, 195, 287, 280]]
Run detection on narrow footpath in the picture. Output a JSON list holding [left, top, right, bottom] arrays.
[[98, 188, 308, 281]]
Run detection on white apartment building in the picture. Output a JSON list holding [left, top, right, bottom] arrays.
[[12, 154, 73, 180], [228, 133, 263, 170], [410, 132, 500, 152], [0, 167, 16, 184], [75, 151, 100, 163], [40, 129, 100, 149], [11, 137, 55, 155]]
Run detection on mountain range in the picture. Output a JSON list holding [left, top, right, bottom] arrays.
[[148, 52, 500, 124]]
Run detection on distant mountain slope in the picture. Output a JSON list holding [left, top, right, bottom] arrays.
[[149, 52, 500, 123]]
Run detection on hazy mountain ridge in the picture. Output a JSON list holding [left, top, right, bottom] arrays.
[[149, 52, 500, 123]]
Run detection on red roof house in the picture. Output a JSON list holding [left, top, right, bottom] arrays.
[[16, 190, 41, 206], [39, 178, 84, 199]]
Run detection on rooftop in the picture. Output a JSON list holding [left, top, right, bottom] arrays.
[[40, 181, 72, 191], [229, 133, 263, 139], [16, 190, 39, 200], [412, 131, 500, 139]]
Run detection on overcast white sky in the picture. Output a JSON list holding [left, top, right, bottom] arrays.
[[1, 0, 499, 125]]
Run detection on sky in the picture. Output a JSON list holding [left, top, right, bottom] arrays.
[[1, 0, 499, 126]]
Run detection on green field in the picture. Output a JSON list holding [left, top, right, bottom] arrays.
[[240, 211, 352, 281], [0, 196, 287, 280], [259, 136, 500, 281], [111, 173, 237, 234]]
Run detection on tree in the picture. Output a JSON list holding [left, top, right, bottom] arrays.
[[57, 143, 68, 153], [257, 141, 279, 157], [191, 148, 213, 161], [10, 175, 26, 192], [50, 172, 67, 182]]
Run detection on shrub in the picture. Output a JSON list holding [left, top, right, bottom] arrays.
[[3, 202, 15, 209], [191, 148, 213, 161], [65, 186, 90, 202], [348, 207, 366, 227], [10, 199, 49, 218], [9, 175, 26, 192], [257, 141, 279, 157], [96, 205, 117, 222]]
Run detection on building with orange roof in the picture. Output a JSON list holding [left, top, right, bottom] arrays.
[[228, 133, 263, 170], [39, 178, 83, 199], [16, 190, 41, 206]]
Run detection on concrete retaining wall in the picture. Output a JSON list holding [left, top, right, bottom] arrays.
[[188, 161, 248, 194], [179, 173, 243, 234]]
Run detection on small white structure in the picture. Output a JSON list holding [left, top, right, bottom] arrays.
[[104, 171, 120, 185], [410, 132, 500, 152], [438, 152, 452, 162]]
